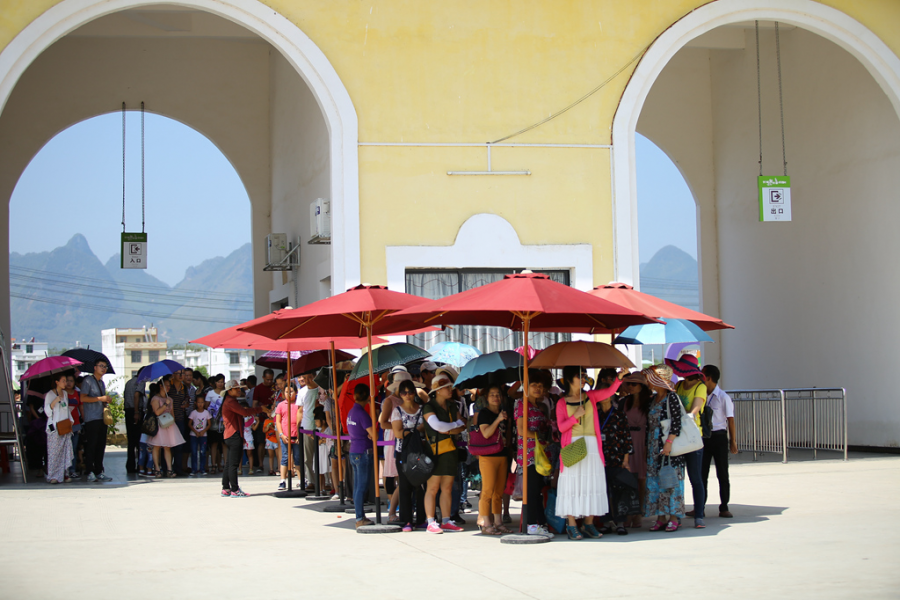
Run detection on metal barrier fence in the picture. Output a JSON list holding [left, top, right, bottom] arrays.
[[726, 388, 847, 463]]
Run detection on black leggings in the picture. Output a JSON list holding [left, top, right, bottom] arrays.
[[222, 434, 243, 492], [526, 464, 546, 525], [396, 456, 425, 526]]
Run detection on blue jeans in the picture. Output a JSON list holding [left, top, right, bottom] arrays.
[[139, 442, 154, 470], [350, 452, 373, 522], [683, 448, 705, 519], [280, 439, 301, 467], [451, 460, 467, 517], [191, 436, 208, 473]]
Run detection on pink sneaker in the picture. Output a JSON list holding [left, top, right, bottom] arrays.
[[402, 523, 413, 532], [426, 522, 444, 534], [440, 521, 464, 532]]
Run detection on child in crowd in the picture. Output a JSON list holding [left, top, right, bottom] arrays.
[[264, 407, 279, 476], [243, 414, 256, 475], [314, 408, 333, 493], [189, 396, 211, 476]]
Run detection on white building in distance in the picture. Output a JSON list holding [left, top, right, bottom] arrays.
[[167, 347, 256, 383]]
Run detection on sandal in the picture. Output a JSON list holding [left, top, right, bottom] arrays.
[[598, 524, 614, 535], [581, 524, 602, 539], [649, 520, 666, 532], [167, 472, 177, 478], [665, 520, 679, 532], [495, 525, 512, 534], [479, 525, 502, 536], [566, 525, 584, 540], [616, 525, 628, 536]]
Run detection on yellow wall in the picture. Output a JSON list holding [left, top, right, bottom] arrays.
[[2, 0, 899, 286]]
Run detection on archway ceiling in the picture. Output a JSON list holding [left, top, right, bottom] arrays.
[[68, 4, 260, 40]]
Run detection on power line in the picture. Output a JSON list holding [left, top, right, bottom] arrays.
[[9, 265, 253, 301], [11, 293, 248, 325], [9, 272, 252, 308], [9, 281, 249, 312]]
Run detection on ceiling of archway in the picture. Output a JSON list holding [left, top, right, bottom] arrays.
[[67, 4, 262, 41]]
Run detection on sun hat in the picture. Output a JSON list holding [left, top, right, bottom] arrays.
[[420, 361, 438, 373], [665, 353, 703, 378], [622, 372, 648, 386], [642, 366, 675, 392], [223, 379, 242, 392], [390, 365, 409, 374], [435, 365, 459, 383], [387, 371, 425, 394], [430, 374, 454, 393]]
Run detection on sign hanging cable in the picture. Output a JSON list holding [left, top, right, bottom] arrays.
[[755, 21, 763, 177], [141, 101, 146, 233], [121, 102, 127, 232], [775, 22, 788, 176]]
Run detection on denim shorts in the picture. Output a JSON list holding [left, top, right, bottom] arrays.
[[280, 439, 301, 466]]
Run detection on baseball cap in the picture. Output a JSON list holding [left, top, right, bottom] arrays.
[[420, 361, 438, 372], [224, 379, 242, 392]]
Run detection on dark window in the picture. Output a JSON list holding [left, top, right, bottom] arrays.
[[148, 350, 159, 362], [131, 350, 142, 362], [404, 268, 571, 354]]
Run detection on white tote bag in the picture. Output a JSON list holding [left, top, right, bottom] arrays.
[[660, 395, 704, 456]]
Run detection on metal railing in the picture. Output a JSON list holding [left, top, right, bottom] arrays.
[[726, 388, 847, 463]]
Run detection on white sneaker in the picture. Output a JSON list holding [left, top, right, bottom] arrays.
[[330, 494, 340, 501], [86, 473, 97, 482], [527, 524, 541, 535], [537, 525, 555, 538], [97, 473, 113, 482]]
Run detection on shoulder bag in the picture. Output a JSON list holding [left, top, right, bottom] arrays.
[[560, 398, 587, 468], [660, 393, 703, 456], [56, 417, 72, 436], [468, 412, 504, 456], [400, 423, 434, 487], [142, 407, 159, 436]]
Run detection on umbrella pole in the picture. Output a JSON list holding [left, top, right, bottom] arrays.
[[286, 355, 295, 492], [519, 316, 532, 532], [331, 341, 346, 504], [366, 324, 383, 525]]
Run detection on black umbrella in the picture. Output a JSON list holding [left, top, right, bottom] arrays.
[[62, 348, 115, 374]]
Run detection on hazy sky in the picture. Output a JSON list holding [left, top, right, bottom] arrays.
[[9, 117, 696, 284], [10, 112, 250, 286]]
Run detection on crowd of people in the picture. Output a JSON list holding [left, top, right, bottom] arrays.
[[21, 352, 739, 541]]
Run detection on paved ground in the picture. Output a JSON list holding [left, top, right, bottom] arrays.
[[1, 448, 898, 599]]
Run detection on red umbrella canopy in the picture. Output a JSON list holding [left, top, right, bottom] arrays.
[[389, 272, 660, 332], [590, 283, 734, 332], [256, 348, 356, 374], [239, 284, 431, 340], [191, 311, 387, 350]]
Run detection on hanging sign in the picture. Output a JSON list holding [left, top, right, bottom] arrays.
[[758, 176, 791, 222], [121, 232, 148, 269]]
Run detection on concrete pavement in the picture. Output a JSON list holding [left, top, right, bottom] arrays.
[[1, 448, 898, 599]]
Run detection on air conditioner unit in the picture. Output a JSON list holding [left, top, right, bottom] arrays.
[[309, 198, 331, 244], [266, 233, 288, 267]]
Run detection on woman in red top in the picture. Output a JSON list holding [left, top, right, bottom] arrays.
[[220, 380, 266, 497]]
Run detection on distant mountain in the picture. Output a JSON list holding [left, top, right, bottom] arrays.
[[639, 245, 699, 311], [11, 235, 253, 347]]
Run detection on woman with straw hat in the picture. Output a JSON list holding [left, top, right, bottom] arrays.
[[642, 365, 686, 532], [422, 372, 466, 534], [620, 371, 653, 527]]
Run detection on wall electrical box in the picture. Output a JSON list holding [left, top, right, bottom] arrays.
[[309, 198, 331, 244], [265, 233, 291, 271]]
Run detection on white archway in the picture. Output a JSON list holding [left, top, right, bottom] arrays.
[[0, 0, 360, 294], [611, 0, 900, 285]]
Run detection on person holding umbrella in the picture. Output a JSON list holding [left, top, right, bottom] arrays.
[[220, 380, 267, 497], [44, 372, 74, 484], [555, 367, 627, 540]]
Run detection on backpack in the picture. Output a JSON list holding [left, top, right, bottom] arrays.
[[400, 426, 434, 487]]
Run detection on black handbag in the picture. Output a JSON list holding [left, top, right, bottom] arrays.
[[401, 429, 434, 487], [142, 408, 159, 437], [700, 405, 714, 439]]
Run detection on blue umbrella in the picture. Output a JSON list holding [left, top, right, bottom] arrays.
[[613, 318, 714, 345], [427, 341, 482, 369], [136, 359, 185, 383], [455, 350, 526, 389]]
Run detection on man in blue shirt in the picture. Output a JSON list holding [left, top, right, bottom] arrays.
[[346, 384, 374, 528], [80, 360, 112, 482]]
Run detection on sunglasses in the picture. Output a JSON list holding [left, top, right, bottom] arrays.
[[399, 390, 415, 396]]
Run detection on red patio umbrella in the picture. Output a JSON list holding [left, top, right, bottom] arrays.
[[192, 317, 383, 501], [389, 272, 660, 536], [588, 283, 734, 332], [239, 284, 432, 528], [255, 349, 356, 374]]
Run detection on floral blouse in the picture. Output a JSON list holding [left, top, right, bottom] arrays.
[[514, 398, 550, 467], [597, 405, 634, 468]]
